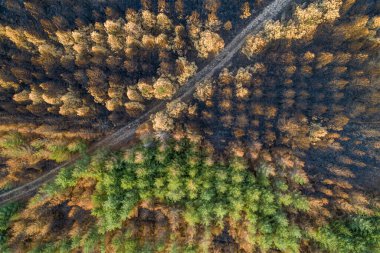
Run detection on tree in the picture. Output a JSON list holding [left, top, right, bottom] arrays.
[[224, 21, 233, 31], [173, 25, 187, 54], [137, 80, 155, 100], [3, 26, 33, 50], [151, 111, 174, 132], [141, 10, 156, 31], [195, 80, 214, 102], [56, 30, 75, 47], [0, 202, 21, 251], [242, 35, 267, 57], [125, 102, 146, 117], [59, 89, 82, 116], [166, 100, 187, 118], [141, 34, 156, 50], [153, 77, 176, 100], [316, 52, 334, 69], [0, 69, 19, 90], [13, 90, 30, 103], [71, 27, 92, 67], [141, 0, 152, 10], [106, 98, 123, 112], [328, 114, 349, 131], [218, 68, 235, 85], [127, 87, 144, 102], [157, 13, 172, 32], [175, 0, 185, 18], [104, 19, 125, 52], [86, 68, 108, 104], [10, 67, 32, 84], [40, 82, 66, 106], [158, 0, 168, 13], [175, 57, 197, 85], [155, 33, 169, 50], [235, 67, 252, 85], [195, 30, 224, 58], [240, 2, 251, 19], [28, 84, 44, 104], [187, 11, 202, 41]]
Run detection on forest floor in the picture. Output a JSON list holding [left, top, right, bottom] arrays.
[[304, 122, 380, 195]]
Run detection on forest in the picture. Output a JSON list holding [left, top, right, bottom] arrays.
[[0, 0, 379, 252]]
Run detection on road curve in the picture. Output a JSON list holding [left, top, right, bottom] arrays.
[[0, 0, 293, 206]]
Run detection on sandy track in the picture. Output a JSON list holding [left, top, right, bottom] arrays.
[[0, 0, 292, 206]]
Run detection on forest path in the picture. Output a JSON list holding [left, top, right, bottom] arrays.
[[0, 0, 293, 206]]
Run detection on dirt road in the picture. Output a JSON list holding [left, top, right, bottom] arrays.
[[0, 0, 293, 206]]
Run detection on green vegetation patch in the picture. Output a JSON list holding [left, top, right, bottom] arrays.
[[42, 138, 309, 252], [0, 132, 86, 163], [309, 214, 380, 253], [0, 202, 22, 252]]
